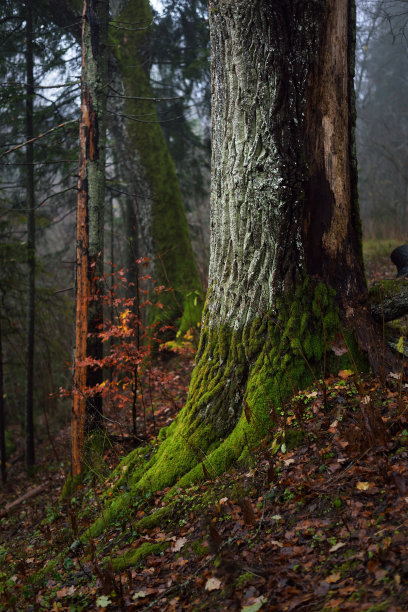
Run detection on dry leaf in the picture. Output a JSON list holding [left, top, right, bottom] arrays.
[[284, 458, 295, 466], [356, 481, 371, 491], [326, 573, 341, 583], [240, 497, 256, 525], [338, 369, 354, 379], [329, 542, 346, 553], [132, 591, 147, 600], [173, 537, 187, 552], [205, 577, 222, 591]]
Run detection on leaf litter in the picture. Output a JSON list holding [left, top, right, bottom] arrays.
[[1, 337, 408, 610]]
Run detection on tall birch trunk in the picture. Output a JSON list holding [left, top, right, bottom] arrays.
[[72, 0, 108, 477], [25, 0, 35, 471], [118, 0, 391, 495]]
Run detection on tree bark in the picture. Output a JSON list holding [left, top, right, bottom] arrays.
[[72, 0, 108, 477], [113, 0, 392, 496], [25, 0, 35, 471]]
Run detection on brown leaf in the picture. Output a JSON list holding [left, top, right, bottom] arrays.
[[209, 524, 223, 552], [326, 573, 341, 584], [240, 497, 256, 525], [205, 577, 222, 591]]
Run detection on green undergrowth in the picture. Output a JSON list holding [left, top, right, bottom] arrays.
[[108, 541, 169, 572], [86, 279, 367, 538], [61, 430, 112, 501]]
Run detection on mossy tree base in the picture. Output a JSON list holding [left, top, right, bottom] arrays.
[[89, 281, 367, 536]]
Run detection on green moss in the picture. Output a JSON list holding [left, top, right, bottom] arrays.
[[86, 279, 367, 534], [236, 571, 256, 587], [368, 279, 408, 304], [111, 0, 203, 330], [109, 541, 169, 571], [137, 505, 172, 531], [191, 541, 210, 556]]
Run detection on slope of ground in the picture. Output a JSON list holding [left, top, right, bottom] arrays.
[[1, 242, 408, 612]]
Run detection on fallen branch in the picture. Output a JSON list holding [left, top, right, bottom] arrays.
[[0, 483, 46, 518]]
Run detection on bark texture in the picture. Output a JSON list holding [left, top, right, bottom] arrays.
[[72, 0, 108, 476]]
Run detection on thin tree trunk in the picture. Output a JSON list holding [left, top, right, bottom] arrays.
[[72, 0, 108, 477], [25, 0, 35, 471], [0, 312, 6, 483]]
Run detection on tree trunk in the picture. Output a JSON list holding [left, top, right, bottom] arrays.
[[25, 0, 35, 471], [72, 0, 108, 477], [39, 0, 203, 332], [118, 0, 390, 495], [109, 0, 203, 332]]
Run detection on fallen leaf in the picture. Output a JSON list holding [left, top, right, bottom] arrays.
[[173, 537, 187, 552], [284, 458, 295, 466], [338, 369, 354, 379], [330, 336, 348, 356], [356, 481, 371, 491], [56, 586, 75, 599], [326, 573, 341, 584], [241, 596, 267, 612], [132, 591, 147, 600], [96, 595, 112, 608], [240, 497, 256, 525], [389, 372, 402, 380], [205, 577, 222, 591], [329, 542, 346, 553]]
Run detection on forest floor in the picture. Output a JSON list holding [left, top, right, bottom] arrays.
[[1, 240, 408, 612]]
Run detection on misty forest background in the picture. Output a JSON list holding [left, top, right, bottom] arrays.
[[0, 0, 407, 472]]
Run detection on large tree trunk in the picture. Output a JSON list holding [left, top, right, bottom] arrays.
[[72, 0, 109, 477], [114, 0, 390, 496]]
